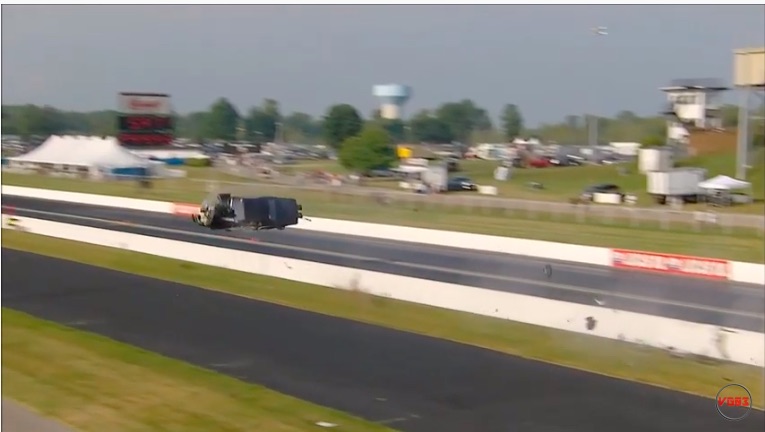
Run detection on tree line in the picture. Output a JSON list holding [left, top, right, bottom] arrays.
[[3, 98, 760, 151]]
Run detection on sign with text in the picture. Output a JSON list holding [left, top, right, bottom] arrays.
[[118, 92, 172, 115], [611, 249, 729, 280], [172, 202, 200, 216], [117, 92, 173, 146]]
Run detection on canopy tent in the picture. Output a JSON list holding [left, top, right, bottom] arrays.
[[9, 135, 151, 170], [698, 175, 752, 191]]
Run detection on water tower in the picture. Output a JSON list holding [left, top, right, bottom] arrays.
[[373, 84, 412, 120]]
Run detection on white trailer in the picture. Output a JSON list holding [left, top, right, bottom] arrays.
[[639, 147, 674, 173], [646, 168, 707, 205], [422, 164, 448, 192]]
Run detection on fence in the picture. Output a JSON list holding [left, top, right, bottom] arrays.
[[4, 166, 764, 236], [210, 165, 764, 233]]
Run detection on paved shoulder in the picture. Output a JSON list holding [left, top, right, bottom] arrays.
[[2, 399, 75, 432]]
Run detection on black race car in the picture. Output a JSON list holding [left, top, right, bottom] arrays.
[[192, 192, 304, 231]]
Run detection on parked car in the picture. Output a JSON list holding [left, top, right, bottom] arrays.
[[549, 155, 583, 167], [527, 157, 552, 168], [580, 183, 624, 202], [446, 158, 460, 172], [366, 169, 397, 178], [600, 155, 627, 165], [447, 176, 478, 192]]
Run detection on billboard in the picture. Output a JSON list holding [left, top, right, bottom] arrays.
[[117, 92, 174, 146], [118, 92, 172, 115], [611, 248, 729, 280]]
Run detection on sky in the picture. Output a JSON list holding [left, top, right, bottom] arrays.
[[1, 4, 764, 127]]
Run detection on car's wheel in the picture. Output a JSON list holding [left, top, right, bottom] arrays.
[[203, 208, 215, 227]]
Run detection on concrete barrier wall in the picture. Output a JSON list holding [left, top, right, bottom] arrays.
[[730, 262, 765, 286], [3, 214, 763, 368], [2, 186, 763, 284], [2, 185, 173, 214]]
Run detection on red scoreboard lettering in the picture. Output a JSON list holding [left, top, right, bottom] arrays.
[[117, 113, 173, 146], [118, 133, 173, 146]]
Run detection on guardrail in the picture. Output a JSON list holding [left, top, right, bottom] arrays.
[[4, 215, 763, 368]]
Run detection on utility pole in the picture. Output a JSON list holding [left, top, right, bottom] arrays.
[[588, 26, 607, 151]]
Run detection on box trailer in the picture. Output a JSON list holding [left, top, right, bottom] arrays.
[[646, 168, 707, 204]]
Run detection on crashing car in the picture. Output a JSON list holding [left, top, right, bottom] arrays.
[[192, 192, 304, 231]]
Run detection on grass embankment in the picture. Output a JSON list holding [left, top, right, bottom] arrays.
[[2, 309, 393, 432], [3, 230, 763, 412], [3, 169, 763, 262], [274, 150, 765, 215]]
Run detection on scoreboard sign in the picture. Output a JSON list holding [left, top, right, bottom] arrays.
[[117, 92, 174, 146]]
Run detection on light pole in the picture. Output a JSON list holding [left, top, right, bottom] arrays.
[[275, 121, 283, 144], [587, 26, 608, 151]]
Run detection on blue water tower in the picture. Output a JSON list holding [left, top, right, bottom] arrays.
[[373, 84, 412, 120]]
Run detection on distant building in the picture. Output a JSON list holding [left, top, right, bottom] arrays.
[[660, 78, 728, 146]]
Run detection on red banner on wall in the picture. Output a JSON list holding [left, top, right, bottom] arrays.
[[172, 203, 199, 216], [611, 249, 730, 280]]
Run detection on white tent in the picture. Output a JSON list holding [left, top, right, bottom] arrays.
[[9, 135, 150, 169], [698, 175, 752, 191]]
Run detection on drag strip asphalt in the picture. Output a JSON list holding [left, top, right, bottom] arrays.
[[3, 249, 763, 432], [3, 195, 764, 333]]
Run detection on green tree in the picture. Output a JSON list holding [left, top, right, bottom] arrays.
[[752, 132, 764, 148], [247, 108, 276, 142], [721, 104, 739, 128], [283, 112, 320, 142], [262, 98, 282, 122], [322, 104, 363, 149], [470, 105, 493, 132], [15, 105, 65, 138], [500, 103, 524, 140], [248, 98, 284, 142], [564, 115, 581, 129], [86, 110, 118, 136], [176, 111, 209, 140], [409, 110, 453, 143], [1, 106, 14, 134], [204, 98, 240, 140], [642, 135, 665, 148], [373, 118, 406, 143], [615, 110, 638, 122], [435, 99, 490, 143], [338, 124, 396, 173]]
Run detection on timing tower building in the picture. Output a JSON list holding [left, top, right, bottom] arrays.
[[373, 84, 412, 120]]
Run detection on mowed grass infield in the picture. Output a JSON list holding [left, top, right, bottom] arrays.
[[1, 309, 394, 432], [2, 229, 763, 430], [3, 170, 763, 262]]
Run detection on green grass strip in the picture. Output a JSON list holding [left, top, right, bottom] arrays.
[[2, 308, 394, 432], [2, 229, 763, 410]]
